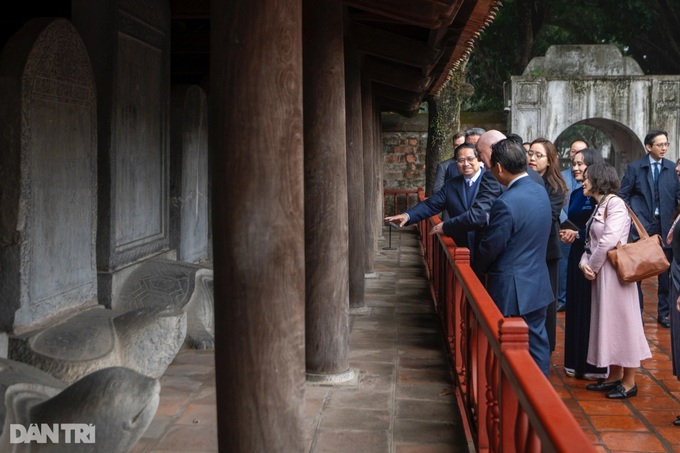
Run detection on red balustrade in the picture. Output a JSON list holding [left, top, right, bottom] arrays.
[[384, 188, 594, 453]]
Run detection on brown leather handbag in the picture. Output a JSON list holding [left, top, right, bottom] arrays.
[[606, 200, 670, 282]]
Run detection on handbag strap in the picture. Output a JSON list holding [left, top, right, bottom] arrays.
[[603, 195, 650, 240]]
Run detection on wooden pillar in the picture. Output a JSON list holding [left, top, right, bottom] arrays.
[[361, 76, 376, 272], [374, 108, 384, 242], [210, 2, 305, 451], [344, 25, 366, 310], [303, 0, 352, 378]]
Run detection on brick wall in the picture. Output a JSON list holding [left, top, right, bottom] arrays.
[[380, 110, 506, 191], [382, 112, 428, 190]]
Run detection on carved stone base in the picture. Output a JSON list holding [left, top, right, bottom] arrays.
[[8, 305, 186, 384], [0, 358, 159, 453], [117, 259, 214, 349]]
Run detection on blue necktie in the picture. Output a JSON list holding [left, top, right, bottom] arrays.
[[653, 162, 660, 183], [653, 162, 660, 216]]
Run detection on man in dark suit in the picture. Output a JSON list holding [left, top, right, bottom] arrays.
[[473, 139, 554, 377], [438, 130, 544, 254], [384, 143, 484, 256], [433, 128, 485, 221], [432, 130, 466, 194], [619, 130, 680, 328]]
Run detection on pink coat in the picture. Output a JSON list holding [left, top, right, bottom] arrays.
[[580, 195, 651, 368]]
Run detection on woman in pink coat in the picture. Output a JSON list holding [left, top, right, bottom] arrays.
[[579, 163, 652, 399]]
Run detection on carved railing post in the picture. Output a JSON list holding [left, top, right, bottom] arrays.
[[498, 318, 530, 453]]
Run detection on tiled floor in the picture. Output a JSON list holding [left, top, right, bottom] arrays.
[[130, 226, 680, 452]]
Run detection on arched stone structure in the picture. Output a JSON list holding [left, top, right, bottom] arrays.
[[510, 45, 680, 171]]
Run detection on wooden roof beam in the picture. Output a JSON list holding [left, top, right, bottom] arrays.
[[353, 23, 443, 69], [363, 57, 432, 92]]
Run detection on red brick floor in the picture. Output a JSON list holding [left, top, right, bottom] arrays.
[[551, 277, 680, 452]]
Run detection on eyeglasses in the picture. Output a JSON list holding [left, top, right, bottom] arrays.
[[526, 150, 546, 159], [456, 156, 477, 164], [653, 142, 670, 148]]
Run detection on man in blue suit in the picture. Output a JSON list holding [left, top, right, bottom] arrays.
[[437, 130, 544, 259], [384, 143, 484, 256], [619, 130, 680, 328], [473, 139, 554, 377], [432, 130, 466, 195]]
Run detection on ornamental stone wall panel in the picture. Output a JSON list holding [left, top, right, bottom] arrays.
[[73, 0, 172, 306]]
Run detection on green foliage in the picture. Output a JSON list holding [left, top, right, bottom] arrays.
[[464, 0, 679, 112]]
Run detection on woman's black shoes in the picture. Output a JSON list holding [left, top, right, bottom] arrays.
[[605, 384, 638, 399], [585, 379, 622, 392]]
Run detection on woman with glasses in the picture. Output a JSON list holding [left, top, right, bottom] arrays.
[[580, 163, 651, 399], [527, 138, 567, 352], [560, 148, 607, 381]]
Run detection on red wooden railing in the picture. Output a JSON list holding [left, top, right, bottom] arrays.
[[385, 188, 595, 453]]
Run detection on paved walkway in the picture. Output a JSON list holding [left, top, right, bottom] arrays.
[[130, 225, 680, 452]]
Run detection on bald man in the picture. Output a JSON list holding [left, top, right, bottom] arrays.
[[432, 129, 546, 265]]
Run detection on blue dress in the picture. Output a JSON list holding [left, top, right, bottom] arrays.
[[563, 188, 608, 376]]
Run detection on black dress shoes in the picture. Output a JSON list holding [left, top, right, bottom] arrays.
[[658, 316, 671, 328], [585, 379, 622, 391], [605, 384, 638, 399], [674, 416, 680, 426]]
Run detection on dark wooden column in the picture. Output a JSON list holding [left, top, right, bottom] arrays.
[[374, 109, 384, 238], [303, 0, 352, 378], [210, 2, 305, 451], [361, 76, 377, 272], [344, 27, 366, 310]]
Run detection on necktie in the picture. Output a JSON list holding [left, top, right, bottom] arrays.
[[653, 162, 660, 183], [653, 162, 660, 217], [465, 179, 475, 206]]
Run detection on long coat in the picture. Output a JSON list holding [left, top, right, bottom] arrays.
[[580, 195, 651, 368]]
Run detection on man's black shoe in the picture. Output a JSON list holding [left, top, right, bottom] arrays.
[[556, 303, 566, 313], [658, 316, 671, 328]]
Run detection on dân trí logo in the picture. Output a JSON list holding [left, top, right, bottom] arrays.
[[10, 424, 95, 444]]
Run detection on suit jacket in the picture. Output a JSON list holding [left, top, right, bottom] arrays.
[[619, 155, 680, 247], [406, 172, 479, 249], [473, 175, 554, 316], [543, 174, 565, 261], [442, 166, 543, 238], [442, 169, 502, 238], [433, 158, 460, 194]]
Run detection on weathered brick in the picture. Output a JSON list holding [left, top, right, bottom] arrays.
[[384, 154, 402, 164]]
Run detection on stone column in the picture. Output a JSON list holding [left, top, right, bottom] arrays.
[[303, 0, 352, 380], [362, 76, 377, 272], [344, 27, 367, 310], [210, 2, 305, 451]]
